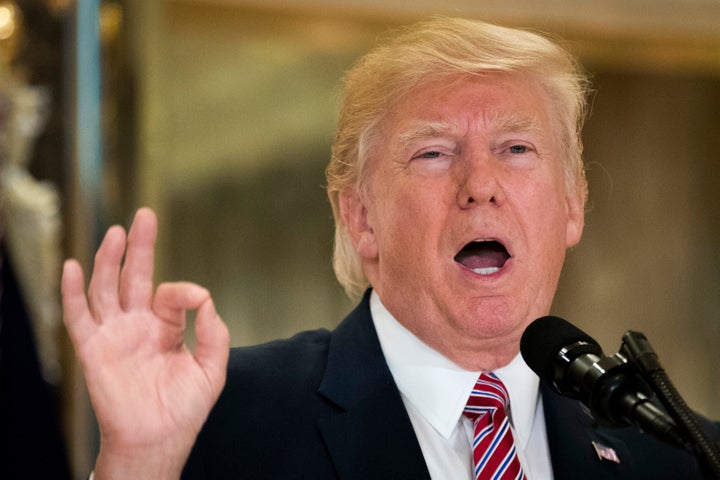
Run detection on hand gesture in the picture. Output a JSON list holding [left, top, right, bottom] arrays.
[[62, 208, 230, 479]]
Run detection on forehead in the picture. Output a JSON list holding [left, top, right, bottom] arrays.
[[385, 74, 555, 144]]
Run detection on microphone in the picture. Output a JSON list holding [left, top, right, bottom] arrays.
[[520, 316, 686, 448]]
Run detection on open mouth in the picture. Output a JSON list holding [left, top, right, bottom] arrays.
[[454, 240, 511, 275]]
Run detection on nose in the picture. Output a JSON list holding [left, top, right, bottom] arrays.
[[456, 151, 503, 209]]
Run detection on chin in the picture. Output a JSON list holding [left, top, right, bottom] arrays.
[[456, 302, 523, 339]]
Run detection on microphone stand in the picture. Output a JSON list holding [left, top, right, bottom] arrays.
[[620, 331, 720, 479]]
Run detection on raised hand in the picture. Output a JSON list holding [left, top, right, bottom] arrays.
[[62, 208, 230, 479]]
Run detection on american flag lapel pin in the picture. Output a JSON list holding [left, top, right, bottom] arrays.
[[592, 441, 621, 464]]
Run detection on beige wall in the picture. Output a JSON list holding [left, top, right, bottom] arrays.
[[556, 72, 720, 417], [124, 0, 720, 415]]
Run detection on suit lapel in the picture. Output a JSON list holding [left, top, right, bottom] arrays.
[[541, 383, 638, 479], [317, 292, 431, 480]]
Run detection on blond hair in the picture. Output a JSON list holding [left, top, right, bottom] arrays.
[[326, 17, 590, 299]]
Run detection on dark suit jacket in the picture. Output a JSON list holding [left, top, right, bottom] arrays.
[[183, 291, 716, 479]]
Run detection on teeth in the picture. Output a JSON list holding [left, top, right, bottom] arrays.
[[472, 267, 500, 275]]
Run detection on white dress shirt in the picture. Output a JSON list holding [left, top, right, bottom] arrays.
[[370, 291, 553, 479]]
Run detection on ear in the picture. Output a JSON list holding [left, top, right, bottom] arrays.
[[565, 183, 586, 248], [339, 189, 378, 260]]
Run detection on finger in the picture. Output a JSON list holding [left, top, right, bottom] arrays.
[[153, 281, 210, 324], [87, 225, 127, 317], [194, 298, 230, 392], [62, 259, 98, 348], [119, 207, 158, 311], [153, 282, 211, 348]]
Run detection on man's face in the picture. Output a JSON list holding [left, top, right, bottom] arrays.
[[341, 74, 585, 369]]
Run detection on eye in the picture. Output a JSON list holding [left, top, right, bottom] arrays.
[[416, 150, 444, 159], [409, 147, 454, 173], [492, 140, 540, 169]]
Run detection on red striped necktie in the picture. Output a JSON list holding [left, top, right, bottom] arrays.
[[463, 372, 526, 480]]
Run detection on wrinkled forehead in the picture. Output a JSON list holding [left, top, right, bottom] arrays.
[[384, 73, 558, 149]]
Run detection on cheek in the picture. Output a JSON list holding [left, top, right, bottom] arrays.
[[371, 176, 429, 226], [372, 203, 417, 255], [371, 188, 442, 260], [521, 182, 571, 246], [368, 166, 457, 262]]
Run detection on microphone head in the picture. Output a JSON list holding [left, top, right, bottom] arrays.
[[521, 316, 601, 388]]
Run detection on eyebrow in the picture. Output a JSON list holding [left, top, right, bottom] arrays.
[[395, 120, 458, 153], [490, 111, 543, 136], [398, 111, 546, 157], [395, 112, 544, 152]]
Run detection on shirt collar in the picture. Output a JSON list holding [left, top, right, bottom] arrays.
[[370, 291, 539, 448]]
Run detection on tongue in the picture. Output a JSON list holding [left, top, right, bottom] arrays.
[[454, 242, 509, 270], [456, 250, 507, 269]]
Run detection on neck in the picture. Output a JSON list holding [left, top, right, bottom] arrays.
[[370, 290, 522, 371], [416, 327, 521, 371]]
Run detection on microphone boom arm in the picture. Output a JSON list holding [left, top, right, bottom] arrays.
[[621, 331, 720, 479]]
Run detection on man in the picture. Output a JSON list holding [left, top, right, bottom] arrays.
[[62, 17, 713, 479]]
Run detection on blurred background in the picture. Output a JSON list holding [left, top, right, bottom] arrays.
[[0, 0, 718, 477]]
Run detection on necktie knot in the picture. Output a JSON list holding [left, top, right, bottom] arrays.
[[464, 372, 510, 422]]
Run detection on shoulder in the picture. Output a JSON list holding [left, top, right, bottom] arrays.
[[228, 329, 332, 366], [222, 328, 333, 395], [222, 291, 375, 391]]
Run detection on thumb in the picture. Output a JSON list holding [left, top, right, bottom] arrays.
[[194, 298, 230, 394]]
